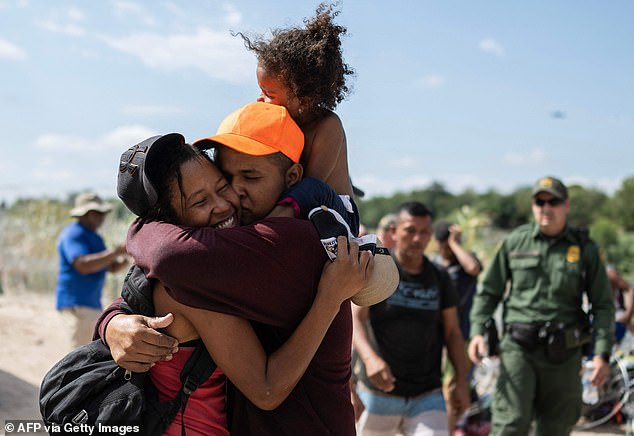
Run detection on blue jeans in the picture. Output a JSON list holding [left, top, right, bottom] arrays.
[[616, 321, 626, 343], [356, 384, 448, 435]]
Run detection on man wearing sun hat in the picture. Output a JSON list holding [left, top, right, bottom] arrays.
[[468, 176, 614, 435], [56, 192, 128, 348], [99, 102, 398, 434]]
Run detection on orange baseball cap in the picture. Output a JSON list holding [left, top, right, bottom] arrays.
[[194, 102, 304, 163]]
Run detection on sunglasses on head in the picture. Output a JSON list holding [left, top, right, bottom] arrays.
[[533, 198, 564, 207]]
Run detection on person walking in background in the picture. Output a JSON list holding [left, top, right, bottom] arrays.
[[432, 221, 481, 432], [56, 192, 128, 348], [468, 176, 614, 436], [607, 264, 634, 345], [352, 201, 470, 435], [433, 221, 482, 341], [376, 213, 397, 249]]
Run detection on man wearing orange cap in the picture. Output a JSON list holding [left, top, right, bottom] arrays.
[[98, 103, 396, 434], [195, 101, 359, 234]]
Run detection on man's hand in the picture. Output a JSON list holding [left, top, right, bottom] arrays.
[[105, 313, 179, 372], [591, 354, 611, 387], [448, 224, 462, 246], [363, 355, 396, 392], [114, 243, 128, 256], [452, 379, 471, 418], [350, 386, 365, 422], [468, 335, 486, 364], [318, 237, 373, 307]]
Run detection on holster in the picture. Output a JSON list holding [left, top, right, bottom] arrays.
[[507, 321, 589, 364], [542, 322, 568, 364], [507, 323, 541, 351], [484, 318, 500, 357]]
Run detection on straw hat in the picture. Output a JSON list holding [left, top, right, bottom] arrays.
[[308, 205, 399, 306], [69, 192, 113, 217], [351, 243, 399, 306]]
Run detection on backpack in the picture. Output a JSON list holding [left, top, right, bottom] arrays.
[[39, 265, 217, 435], [573, 226, 595, 356]]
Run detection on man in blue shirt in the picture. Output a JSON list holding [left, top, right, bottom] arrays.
[[56, 192, 128, 347]]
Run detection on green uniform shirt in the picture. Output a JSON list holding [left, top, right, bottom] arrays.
[[470, 223, 614, 355]]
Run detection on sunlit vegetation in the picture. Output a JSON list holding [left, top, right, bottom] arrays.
[[1, 176, 632, 296]]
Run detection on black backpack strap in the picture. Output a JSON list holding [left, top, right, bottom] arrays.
[[573, 227, 595, 355], [121, 264, 156, 316], [179, 340, 217, 393], [575, 227, 590, 294], [119, 265, 219, 435], [573, 227, 590, 312], [174, 341, 218, 436]]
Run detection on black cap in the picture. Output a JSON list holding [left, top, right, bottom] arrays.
[[117, 133, 185, 216], [434, 221, 452, 242]]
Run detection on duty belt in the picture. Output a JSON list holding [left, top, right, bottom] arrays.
[[506, 321, 591, 353]]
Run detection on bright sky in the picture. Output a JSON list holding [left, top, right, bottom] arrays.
[[1, 1, 633, 204]]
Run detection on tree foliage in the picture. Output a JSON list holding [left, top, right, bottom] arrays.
[[357, 178, 633, 279], [612, 176, 634, 231], [1, 176, 633, 294], [567, 185, 609, 228]]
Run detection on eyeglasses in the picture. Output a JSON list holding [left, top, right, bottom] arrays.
[[533, 198, 564, 207]]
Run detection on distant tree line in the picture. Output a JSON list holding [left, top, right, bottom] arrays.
[[358, 176, 634, 277], [358, 177, 634, 230], [0, 176, 632, 296]]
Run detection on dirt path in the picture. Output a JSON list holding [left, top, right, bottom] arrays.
[[0, 291, 627, 435], [0, 292, 72, 434]]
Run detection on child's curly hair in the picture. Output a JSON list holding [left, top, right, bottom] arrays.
[[240, 3, 354, 112]]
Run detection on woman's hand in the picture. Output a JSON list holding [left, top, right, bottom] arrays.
[[317, 236, 373, 309]]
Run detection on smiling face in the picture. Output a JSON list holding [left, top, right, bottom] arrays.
[[531, 192, 570, 237], [169, 157, 240, 229]]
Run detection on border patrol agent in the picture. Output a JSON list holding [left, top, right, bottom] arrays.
[[468, 176, 614, 436]]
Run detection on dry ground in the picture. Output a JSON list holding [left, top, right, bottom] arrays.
[[0, 291, 627, 435]]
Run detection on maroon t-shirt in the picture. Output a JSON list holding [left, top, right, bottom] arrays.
[[126, 217, 355, 435]]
